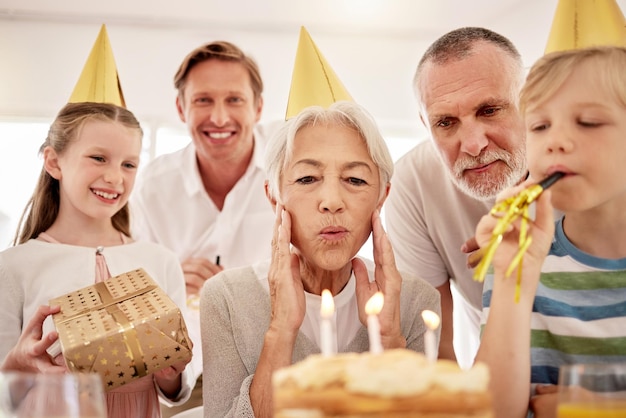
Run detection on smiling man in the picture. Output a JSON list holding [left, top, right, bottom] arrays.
[[385, 27, 527, 368], [130, 41, 278, 416]]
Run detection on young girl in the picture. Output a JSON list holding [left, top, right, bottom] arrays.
[[475, 46, 626, 418], [0, 102, 193, 418]]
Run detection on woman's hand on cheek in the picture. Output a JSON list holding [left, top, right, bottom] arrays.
[[353, 257, 375, 326], [267, 203, 305, 336], [354, 210, 405, 349]]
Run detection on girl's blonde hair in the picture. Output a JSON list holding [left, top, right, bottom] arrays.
[[14, 102, 143, 245], [520, 46, 626, 114]]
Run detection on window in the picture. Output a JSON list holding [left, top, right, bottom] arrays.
[[153, 126, 190, 158], [0, 121, 51, 248]]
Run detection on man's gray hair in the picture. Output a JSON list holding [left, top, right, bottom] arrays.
[[413, 27, 524, 103]]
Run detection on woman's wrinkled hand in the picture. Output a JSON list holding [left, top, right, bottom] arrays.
[[267, 203, 305, 336], [354, 210, 405, 349]]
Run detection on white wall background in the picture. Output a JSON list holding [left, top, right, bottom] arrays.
[[0, 19, 426, 137], [1, 0, 596, 135]]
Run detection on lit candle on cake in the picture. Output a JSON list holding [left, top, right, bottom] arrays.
[[421, 310, 440, 362], [320, 289, 335, 356], [365, 292, 384, 354]]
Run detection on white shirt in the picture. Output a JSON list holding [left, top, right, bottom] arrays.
[[253, 259, 362, 353], [130, 124, 279, 379], [131, 125, 278, 268], [0, 211, 10, 250], [385, 140, 493, 367]]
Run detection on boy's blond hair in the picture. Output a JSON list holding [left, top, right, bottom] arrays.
[[520, 46, 626, 114]]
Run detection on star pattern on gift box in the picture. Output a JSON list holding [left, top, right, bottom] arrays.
[[50, 268, 193, 391]]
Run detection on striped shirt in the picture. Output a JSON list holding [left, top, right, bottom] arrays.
[[481, 217, 626, 386]]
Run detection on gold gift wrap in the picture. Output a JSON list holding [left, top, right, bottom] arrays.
[[49, 268, 192, 391]]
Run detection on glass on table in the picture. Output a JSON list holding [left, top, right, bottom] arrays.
[[0, 372, 106, 418], [557, 363, 626, 418]]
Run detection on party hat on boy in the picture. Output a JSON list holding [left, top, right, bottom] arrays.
[[69, 24, 126, 107], [285, 27, 353, 119], [545, 0, 626, 53]]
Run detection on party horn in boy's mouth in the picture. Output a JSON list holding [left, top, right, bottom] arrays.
[[471, 171, 565, 300]]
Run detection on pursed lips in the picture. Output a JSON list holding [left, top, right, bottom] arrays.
[[319, 226, 348, 241]]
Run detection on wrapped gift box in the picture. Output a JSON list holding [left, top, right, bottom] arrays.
[[50, 268, 192, 391]]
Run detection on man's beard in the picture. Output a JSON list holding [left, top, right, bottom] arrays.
[[450, 148, 526, 201]]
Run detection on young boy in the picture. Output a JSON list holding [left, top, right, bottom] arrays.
[[475, 46, 626, 418]]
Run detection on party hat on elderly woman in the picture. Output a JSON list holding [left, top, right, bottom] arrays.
[[285, 26, 353, 119], [545, 0, 626, 53], [69, 24, 126, 107]]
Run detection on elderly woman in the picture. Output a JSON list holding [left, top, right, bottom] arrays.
[[200, 101, 441, 418]]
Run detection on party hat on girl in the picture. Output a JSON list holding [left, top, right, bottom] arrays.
[[69, 24, 126, 107]]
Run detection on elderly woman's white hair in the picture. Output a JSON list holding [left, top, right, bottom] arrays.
[[265, 100, 394, 200]]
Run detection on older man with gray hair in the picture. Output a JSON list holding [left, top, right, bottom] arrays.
[[385, 27, 527, 367]]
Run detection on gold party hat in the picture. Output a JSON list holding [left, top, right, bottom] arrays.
[[69, 24, 126, 107], [545, 0, 626, 53], [285, 27, 353, 119]]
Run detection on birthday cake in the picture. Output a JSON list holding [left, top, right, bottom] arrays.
[[273, 349, 492, 417]]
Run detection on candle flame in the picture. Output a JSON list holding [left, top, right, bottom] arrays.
[[421, 310, 440, 330], [321, 289, 334, 318], [365, 291, 384, 315]]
